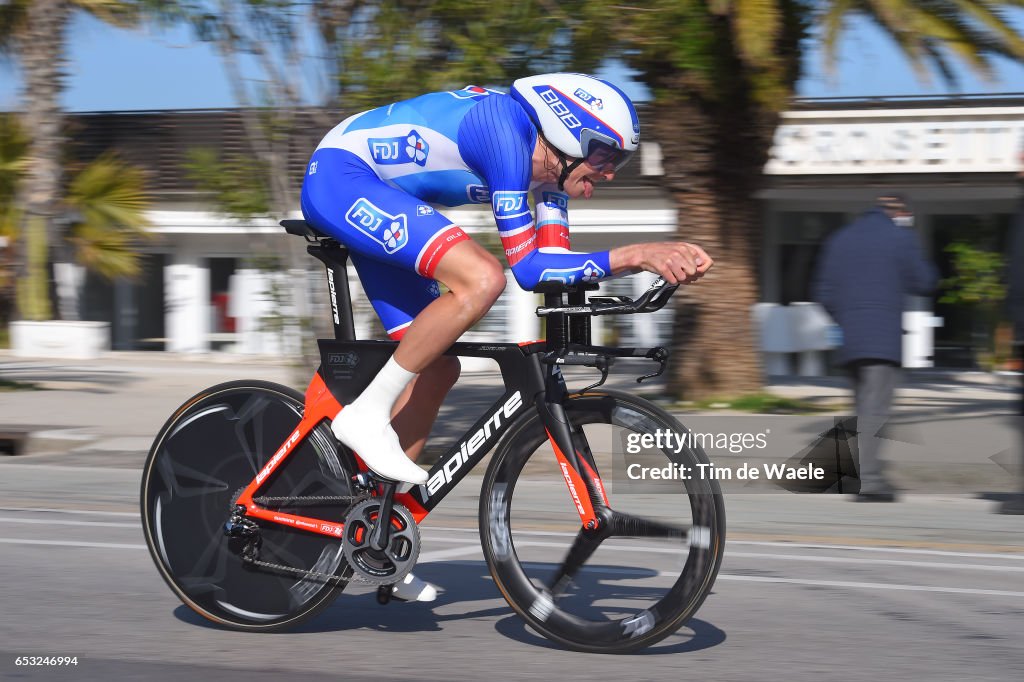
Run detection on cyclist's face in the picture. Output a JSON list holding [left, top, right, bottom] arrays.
[[562, 158, 616, 200], [532, 138, 616, 198]]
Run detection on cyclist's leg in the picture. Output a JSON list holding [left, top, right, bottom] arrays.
[[301, 148, 504, 483], [389, 238, 505, 371], [347, 252, 461, 461]]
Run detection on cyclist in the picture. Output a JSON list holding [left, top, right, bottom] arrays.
[[300, 73, 712, 601]]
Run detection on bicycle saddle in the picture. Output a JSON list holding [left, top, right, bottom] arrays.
[[280, 219, 333, 241]]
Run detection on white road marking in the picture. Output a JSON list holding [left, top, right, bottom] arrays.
[[0, 516, 137, 528], [415, 545, 482, 562], [0, 507, 138, 517], [0, 538, 145, 550], [714, 574, 1024, 598], [725, 550, 1024, 572], [728, 540, 1024, 561], [426, 526, 1024, 562]]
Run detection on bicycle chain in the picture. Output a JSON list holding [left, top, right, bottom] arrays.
[[241, 553, 355, 586], [239, 492, 387, 586], [252, 494, 370, 507]]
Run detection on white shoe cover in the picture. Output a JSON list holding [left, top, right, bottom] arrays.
[[392, 572, 438, 602], [331, 406, 427, 485]]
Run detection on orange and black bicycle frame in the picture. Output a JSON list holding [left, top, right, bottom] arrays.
[[232, 238, 611, 540]]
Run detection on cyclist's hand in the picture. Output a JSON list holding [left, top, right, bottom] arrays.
[[620, 241, 713, 285]]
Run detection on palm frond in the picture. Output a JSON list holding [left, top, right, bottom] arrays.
[[820, 0, 861, 75], [733, 0, 784, 64], [949, 0, 1024, 57], [0, 1, 29, 56], [852, 0, 1024, 85], [71, 0, 142, 29], [66, 153, 152, 280]]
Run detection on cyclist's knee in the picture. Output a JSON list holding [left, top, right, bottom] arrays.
[[475, 259, 507, 306], [448, 256, 506, 318], [466, 256, 505, 303]]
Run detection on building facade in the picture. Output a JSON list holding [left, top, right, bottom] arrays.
[[34, 96, 1024, 369]]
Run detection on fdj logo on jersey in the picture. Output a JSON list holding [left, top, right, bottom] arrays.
[[492, 190, 528, 217], [467, 185, 490, 203], [541, 191, 568, 211], [539, 260, 606, 285], [368, 129, 430, 166], [536, 87, 582, 130], [345, 198, 409, 254], [573, 88, 603, 111]]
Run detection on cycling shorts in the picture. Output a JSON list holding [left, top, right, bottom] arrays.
[[300, 148, 471, 339]]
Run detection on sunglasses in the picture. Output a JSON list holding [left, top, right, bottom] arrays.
[[579, 127, 635, 171], [585, 140, 633, 171]]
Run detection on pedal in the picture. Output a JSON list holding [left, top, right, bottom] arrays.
[[376, 584, 393, 605]]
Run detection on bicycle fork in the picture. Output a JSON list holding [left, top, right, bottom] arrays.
[[538, 366, 611, 532]]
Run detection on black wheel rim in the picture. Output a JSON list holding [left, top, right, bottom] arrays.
[[143, 386, 352, 627], [484, 394, 724, 650]]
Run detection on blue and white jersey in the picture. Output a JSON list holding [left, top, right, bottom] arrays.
[[306, 85, 611, 290], [316, 86, 504, 208]]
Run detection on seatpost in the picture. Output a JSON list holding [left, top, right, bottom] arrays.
[[306, 242, 356, 341]]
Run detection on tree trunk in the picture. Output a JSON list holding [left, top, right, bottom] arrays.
[[14, 0, 71, 321], [651, 94, 775, 401]]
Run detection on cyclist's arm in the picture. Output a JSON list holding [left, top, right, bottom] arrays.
[[458, 95, 614, 288], [532, 184, 570, 250]]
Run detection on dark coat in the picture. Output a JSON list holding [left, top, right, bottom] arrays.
[[1007, 196, 1024, 341], [813, 207, 938, 366]]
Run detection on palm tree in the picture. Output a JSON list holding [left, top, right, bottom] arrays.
[[323, 0, 1024, 399], [594, 0, 1024, 400], [0, 0, 155, 321], [0, 115, 152, 322], [0, 113, 29, 327]]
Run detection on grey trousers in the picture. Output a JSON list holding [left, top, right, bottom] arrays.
[[848, 361, 900, 493]]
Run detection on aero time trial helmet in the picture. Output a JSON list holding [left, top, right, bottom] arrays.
[[510, 73, 640, 174]]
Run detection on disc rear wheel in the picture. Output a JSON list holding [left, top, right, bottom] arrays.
[[141, 380, 355, 631]]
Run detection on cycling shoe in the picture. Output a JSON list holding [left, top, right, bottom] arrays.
[[331, 406, 427, 485], [391, 573, 438, 602]]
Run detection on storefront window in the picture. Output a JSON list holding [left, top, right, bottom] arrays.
[[931, 214, 1013, 369], [776, 212, 846, 304]]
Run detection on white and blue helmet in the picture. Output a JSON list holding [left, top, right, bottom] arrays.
[[510, 73, 640, 172]]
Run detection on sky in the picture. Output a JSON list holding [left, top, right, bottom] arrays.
[[1, 10, 1024, 112]]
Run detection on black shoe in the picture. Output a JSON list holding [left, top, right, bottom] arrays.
[[997, 494, 1024, 515], [854, 491, 898, 503]]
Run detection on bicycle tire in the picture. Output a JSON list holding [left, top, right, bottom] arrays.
[[479, 389, 726, 653], [141, 380, 354, 632]]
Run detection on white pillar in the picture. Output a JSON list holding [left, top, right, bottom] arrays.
[[53, 262, 85, 321], [165, 255, 210, 353]]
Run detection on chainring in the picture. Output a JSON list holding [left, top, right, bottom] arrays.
[[342, 498, 420, 586]]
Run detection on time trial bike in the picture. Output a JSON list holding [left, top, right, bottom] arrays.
[[140, 219, 725, 653]]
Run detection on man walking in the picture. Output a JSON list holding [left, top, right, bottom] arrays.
[[814, 195, 938, 502]]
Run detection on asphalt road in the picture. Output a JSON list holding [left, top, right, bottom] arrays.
[[0, 462, 1022, 682]]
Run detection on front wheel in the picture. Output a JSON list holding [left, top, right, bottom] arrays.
[[479, 390, 726, 653], [141, 380, 355, 631]]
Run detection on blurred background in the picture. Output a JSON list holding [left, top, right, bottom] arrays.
[[1, 1, 1023, 392], [1, 3, 1024, 677]]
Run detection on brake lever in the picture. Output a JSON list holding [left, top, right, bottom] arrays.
[[637, 346, 669, 383], [578, 358, 611, 394]]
